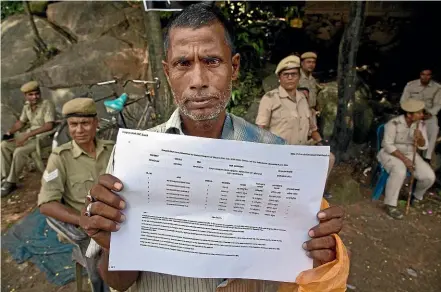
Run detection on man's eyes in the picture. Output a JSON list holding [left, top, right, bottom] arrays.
[[204, 58, 221, 66], [175, 58, 221, 68]]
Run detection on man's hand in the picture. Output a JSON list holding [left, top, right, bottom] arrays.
[[424, 112, 432, 120], [414, 129, 424, 142], [403, 157, 414, 171], [15, 134, 29, 147], [303, 206, 344, 268], [79, 174, 126, 250]]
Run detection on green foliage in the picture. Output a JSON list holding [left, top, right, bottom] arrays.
[[227, 71, 263, 118], [1, 1, 24, 20]]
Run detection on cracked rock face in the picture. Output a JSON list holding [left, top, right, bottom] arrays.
[[1, 2, 150, 133]]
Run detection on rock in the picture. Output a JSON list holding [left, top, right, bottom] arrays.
[[1, 14, 70, 77], [1, 2, 149, 133], [46, 2, 129, 42], [346, 284, 357, 290], [316, 80, 373, 143], [406, 268, 417, 278]]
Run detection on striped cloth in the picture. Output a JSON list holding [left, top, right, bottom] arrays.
[[87, 109, 286, 292]]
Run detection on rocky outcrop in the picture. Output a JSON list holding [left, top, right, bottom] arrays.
[[1, 2, 150, 133]]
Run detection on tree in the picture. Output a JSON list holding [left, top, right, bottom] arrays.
[[143, 10, 173, 124], [330, 1, 366, 162]]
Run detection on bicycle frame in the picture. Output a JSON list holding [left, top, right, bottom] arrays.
[[52, 77, 160, 148]]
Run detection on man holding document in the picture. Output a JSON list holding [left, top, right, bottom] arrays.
[[79, 3, 349, 292]]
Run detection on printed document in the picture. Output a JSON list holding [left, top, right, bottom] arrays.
[[108, 129, 330, 282]]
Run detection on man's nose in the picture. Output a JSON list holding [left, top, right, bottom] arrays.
[[189, 63, 209, 90]]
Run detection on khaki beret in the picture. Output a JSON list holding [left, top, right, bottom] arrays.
[[275, 55, 301, 75], [401, 99, 425, 113], [62, 98, 97, 117], [300, 52, 317, 60], [20, 81, 40, 93]]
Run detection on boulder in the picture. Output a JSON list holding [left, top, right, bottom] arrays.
[[316, 80, 374, 143], [1, 2, 150, 134], [1, 14, 71, 77], [46, 1, 129, 42]]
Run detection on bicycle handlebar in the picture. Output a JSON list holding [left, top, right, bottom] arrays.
[[122, 77, 160, 89]]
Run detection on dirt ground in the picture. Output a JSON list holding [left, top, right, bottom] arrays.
[[1, 166, 441, 292]]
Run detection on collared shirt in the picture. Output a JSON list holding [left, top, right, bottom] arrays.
[[380, 115, 429, 156], [38, 139, 115, 212], [400, 79, 441, 116], [19, 99, 56, 133], [298, 69, 320, 108], [255, 86, 317, 145]]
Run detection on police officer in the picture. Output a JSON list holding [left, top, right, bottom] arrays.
[[256, 55, 334, 177], [378, 99, 435, 219], [400, 68, 441, 163], [299, 52, 322, 109], [1, 81, 55, 196], [38, 98, 113, 292]]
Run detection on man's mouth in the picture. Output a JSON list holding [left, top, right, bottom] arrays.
[[186, 97, 215, 109]]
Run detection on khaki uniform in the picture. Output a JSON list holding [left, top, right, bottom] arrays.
[[299, 69, 321, 108], [38, 139, 114, 212], [1, 99, 55, 183], [256, 86, 316, 145], [400, 79, 441, 160], [378, 115, 435, 207]]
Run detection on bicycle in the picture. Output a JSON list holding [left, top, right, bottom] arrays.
[[52, 77, 160, 149]]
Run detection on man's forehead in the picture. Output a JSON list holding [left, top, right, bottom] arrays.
[[168, 24, 228, 53]]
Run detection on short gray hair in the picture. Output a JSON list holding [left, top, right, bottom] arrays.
[[163, 3, 235, 57]]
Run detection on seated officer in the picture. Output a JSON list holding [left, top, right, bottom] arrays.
[[1, 81, 55, 196], [378, 99, 436, 219], [38, 98, 113, 292]]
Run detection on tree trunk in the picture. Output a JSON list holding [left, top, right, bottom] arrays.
[[330, 1, 366, 162], [143, 10, 173, 124], [23, 0, 48, 53]]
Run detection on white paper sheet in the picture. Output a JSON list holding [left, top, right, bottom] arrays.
[[108, 129, 330, 282]]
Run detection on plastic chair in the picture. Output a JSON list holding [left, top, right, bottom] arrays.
[[371, 124, 411, 200]]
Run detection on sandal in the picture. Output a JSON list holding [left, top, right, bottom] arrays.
[[386, 206, 403, 220]]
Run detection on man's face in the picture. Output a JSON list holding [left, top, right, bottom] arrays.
[[67, 117, 98, 145], [162, 22, 240, 122], [408, 110, 424, 122], [301, 58, 316, 73], [279, 69, 300, 91], [25, 90, 41, 105], [420, 70, 432, 85]]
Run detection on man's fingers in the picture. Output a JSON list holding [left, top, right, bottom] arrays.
[[90, 184, 126, 210], [98, 174, 124, 192], [308, 249, 336, 264], [303, 236, 336, 251], [82, 215, 120, 233], [89, 202, 125, 223], [317, 205, 344, 221], [309, 218, 343, 238]]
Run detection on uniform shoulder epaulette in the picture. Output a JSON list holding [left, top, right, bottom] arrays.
[[52, 141, 73, 155], [265, 88, 279, 98]]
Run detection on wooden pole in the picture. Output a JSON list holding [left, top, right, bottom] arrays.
[[143, 9, 173, 125], [405, 121, 421, 215]]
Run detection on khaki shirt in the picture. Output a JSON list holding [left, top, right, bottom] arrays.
[[38, 139, 114, 212], [380, 115, 429, 157], [400, 79, 441, 116], [299, 69, 321, 108], [256, 86, 317, 145], [19, 99, 56, 132]]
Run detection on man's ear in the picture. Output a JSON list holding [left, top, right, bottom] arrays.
[[231, 53, 241, 81]]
